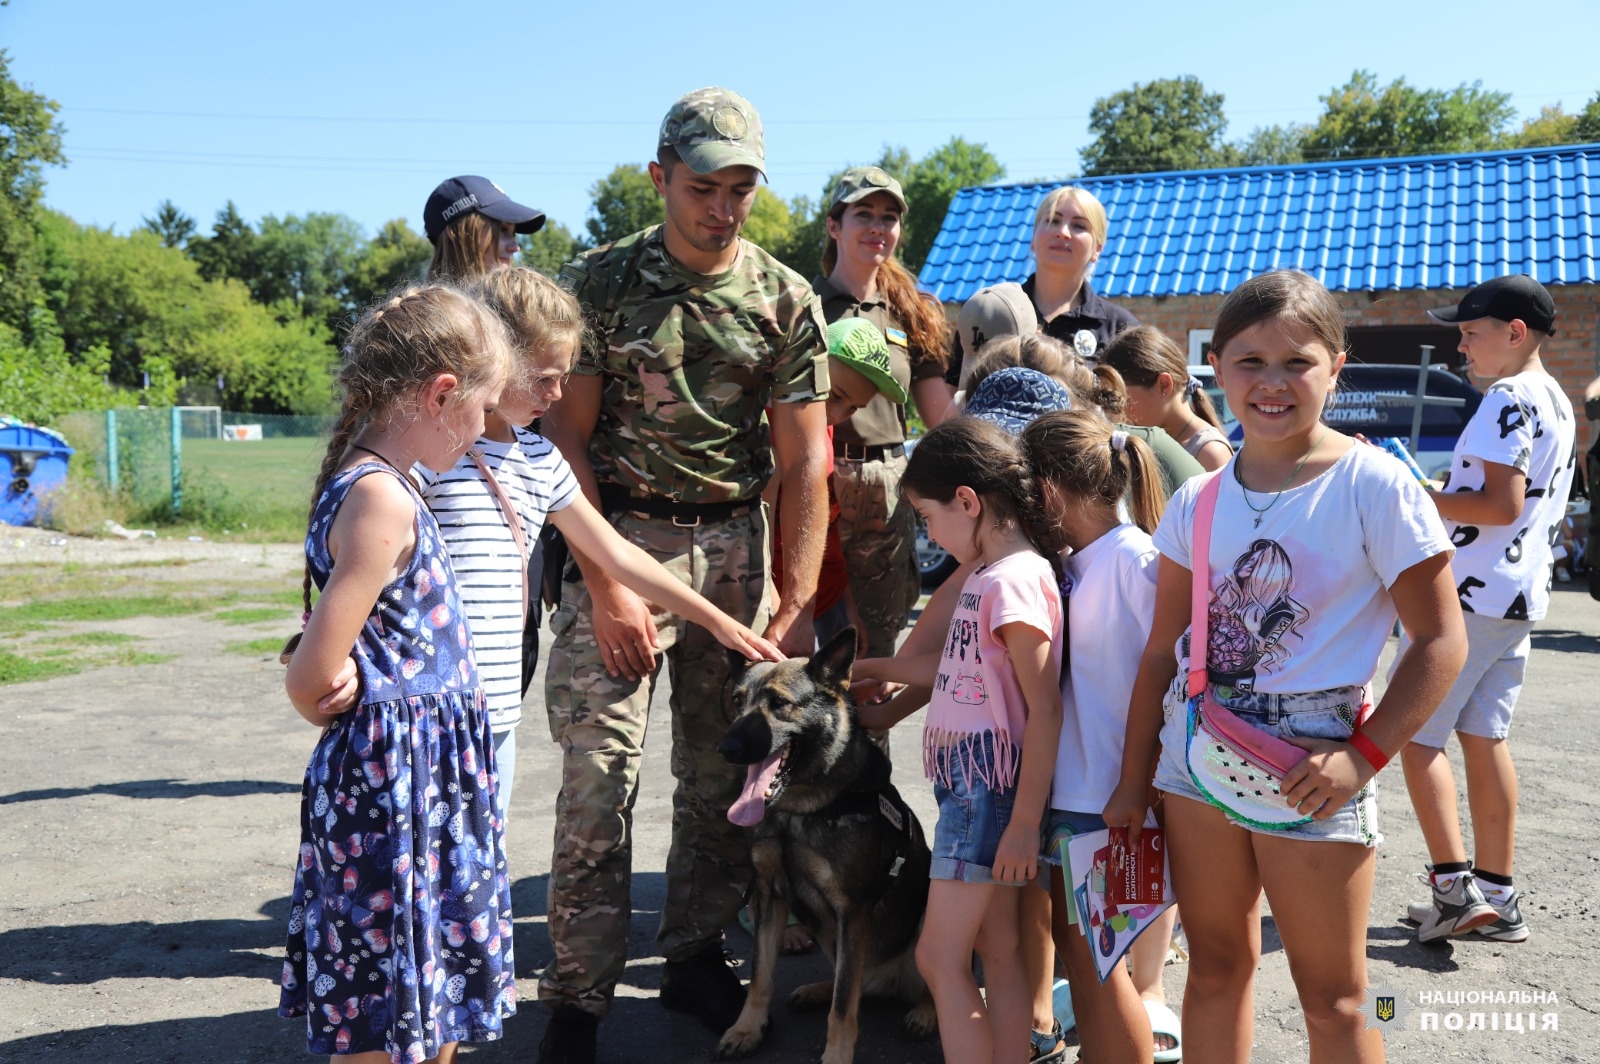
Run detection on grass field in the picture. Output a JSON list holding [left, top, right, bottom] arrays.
[[182, 437, 320, 508], [167, 436, 322, 541]]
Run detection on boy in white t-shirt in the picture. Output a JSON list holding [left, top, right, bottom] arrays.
[[1402, 275, 1576, 944]]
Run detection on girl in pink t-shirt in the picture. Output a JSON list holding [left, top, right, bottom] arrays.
[[855, 416, 1064, 1064]]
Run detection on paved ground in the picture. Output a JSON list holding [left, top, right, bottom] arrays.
[[1, 533, 1596, 1061]]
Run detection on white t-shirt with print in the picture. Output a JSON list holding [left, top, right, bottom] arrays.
[[1441, 371, 1576, 621], [1153, 444, 1451, 694], [416, 427, 578, 730], [1053, 523, 1159, 814]]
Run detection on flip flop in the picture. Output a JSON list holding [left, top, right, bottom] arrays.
[[1143, 999, 1183, 1063]]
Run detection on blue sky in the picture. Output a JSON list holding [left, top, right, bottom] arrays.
[[9, 0, 1600, 243]]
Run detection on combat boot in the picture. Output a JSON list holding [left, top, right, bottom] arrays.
[[659, 941, 746, 1033]]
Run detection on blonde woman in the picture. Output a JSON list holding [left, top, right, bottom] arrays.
[[1025, 186, 1138, 362]]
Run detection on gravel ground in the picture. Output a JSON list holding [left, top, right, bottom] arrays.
[[1, 534, 1595, 1062]]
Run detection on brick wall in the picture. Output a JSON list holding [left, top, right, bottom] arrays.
[[1116, 285, 1600, 453]]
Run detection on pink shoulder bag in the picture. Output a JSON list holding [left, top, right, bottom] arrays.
[[1183, 472, 1315, 830]]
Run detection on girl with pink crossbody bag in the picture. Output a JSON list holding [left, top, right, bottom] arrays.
[[1103, 271, 1467, 1064]]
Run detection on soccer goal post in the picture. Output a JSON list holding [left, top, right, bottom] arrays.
[[176, 405, 223, 440]]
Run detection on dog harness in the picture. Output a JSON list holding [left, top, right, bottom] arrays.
[[812, 784, 920, 882]]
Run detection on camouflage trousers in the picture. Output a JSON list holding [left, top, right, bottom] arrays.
[[834, 452, 920, 659], [539, 507, 770, 1018]]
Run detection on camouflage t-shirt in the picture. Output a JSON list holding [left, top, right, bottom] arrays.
[[560, 226, 829, 504]]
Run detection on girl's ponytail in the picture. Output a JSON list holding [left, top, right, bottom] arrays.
[[1088, 363, 1128, 417], [1021, 410, 1167, 536], [1115, 431, 1167, 534], [1184, 376, 1224, 428]]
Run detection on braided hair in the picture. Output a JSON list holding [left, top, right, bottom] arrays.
[[281, 283, 511, 661]]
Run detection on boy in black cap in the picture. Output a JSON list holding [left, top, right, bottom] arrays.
[[1400, 274, 1574, 944]]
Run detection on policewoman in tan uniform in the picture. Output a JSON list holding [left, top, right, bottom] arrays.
[[813, 166, 951, 660]]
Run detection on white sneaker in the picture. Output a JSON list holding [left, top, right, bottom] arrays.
[[1406, 869, 1497, 943], [1474, 889, 1530, 943]]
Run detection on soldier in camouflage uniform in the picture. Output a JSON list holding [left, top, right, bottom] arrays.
[[814, 167, 953, 661], [537, 87, 831, 1062]]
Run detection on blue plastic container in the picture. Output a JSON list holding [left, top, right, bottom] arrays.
[[0, 417, 75, 526]]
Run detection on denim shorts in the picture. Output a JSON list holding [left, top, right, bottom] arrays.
[[1153, 678, 1382, 847], [930, 766, 1017, 884]]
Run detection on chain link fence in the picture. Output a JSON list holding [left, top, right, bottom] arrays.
[[52, 407, 329, 534]]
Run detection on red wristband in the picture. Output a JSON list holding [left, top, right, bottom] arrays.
[[1348, 731, 1389, 772]]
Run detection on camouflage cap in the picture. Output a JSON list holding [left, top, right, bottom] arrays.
[[826, 318, 907, 404], [829, 166, 907, 212], [659, 87, 766, 176]]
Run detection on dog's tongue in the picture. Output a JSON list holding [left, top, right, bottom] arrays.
[[728, 750, 784, 827]]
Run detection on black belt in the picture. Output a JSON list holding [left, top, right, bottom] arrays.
[[598, 485, 760, 528], [833, 442, 906, 462]]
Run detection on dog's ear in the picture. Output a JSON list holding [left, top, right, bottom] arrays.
[[808, 625, 857, 691]]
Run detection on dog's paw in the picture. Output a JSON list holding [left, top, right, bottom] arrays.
[[712, 1018, 770, 1060], [788, 980, 832, 1011], [903, 997, 938, 1039]]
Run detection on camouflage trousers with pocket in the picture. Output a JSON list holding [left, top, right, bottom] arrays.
[[834, 452, 920, 659], [539, 507, 770, 1018]]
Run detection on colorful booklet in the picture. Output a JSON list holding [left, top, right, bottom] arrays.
[[1064, 823, 1175, 983]]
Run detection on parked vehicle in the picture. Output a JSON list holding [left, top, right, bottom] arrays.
[[1201, 363, 1482, 479]]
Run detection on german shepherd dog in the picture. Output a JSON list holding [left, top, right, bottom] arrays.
[[713, 627, 935, 1064]]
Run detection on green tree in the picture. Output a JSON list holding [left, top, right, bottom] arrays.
[[740, 187, 795, 257], [518, 219, 579, 277], [1231, 124, 1309, 166], [0, 49, 66, 332], [344, 218, 432, 311], [584, 164, 663, 247], [900, 137, 1005, 272], [187, 201, 258, 285], [0, 312, 125, 426], [1574, 91, 1600, 142], [1301, 70, 1515, 161], [250, 211, 365, 331], [1081, 76, 1231, 176], [140, 200, 196, 248], [1502, 104, 1579, 148], [36, 210, 334, 413]]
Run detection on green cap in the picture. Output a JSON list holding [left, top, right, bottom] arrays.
[[826, 319, 907, 404], [659, 86, 766, 176], [829, 166, 907, 212]]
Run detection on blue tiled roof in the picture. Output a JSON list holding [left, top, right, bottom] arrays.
[[918, 144, 1600, 303]]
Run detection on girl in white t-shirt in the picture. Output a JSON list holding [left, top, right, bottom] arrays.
[[1104, 271, 1467, 1064], [1022, 409, 1168, 1064]]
